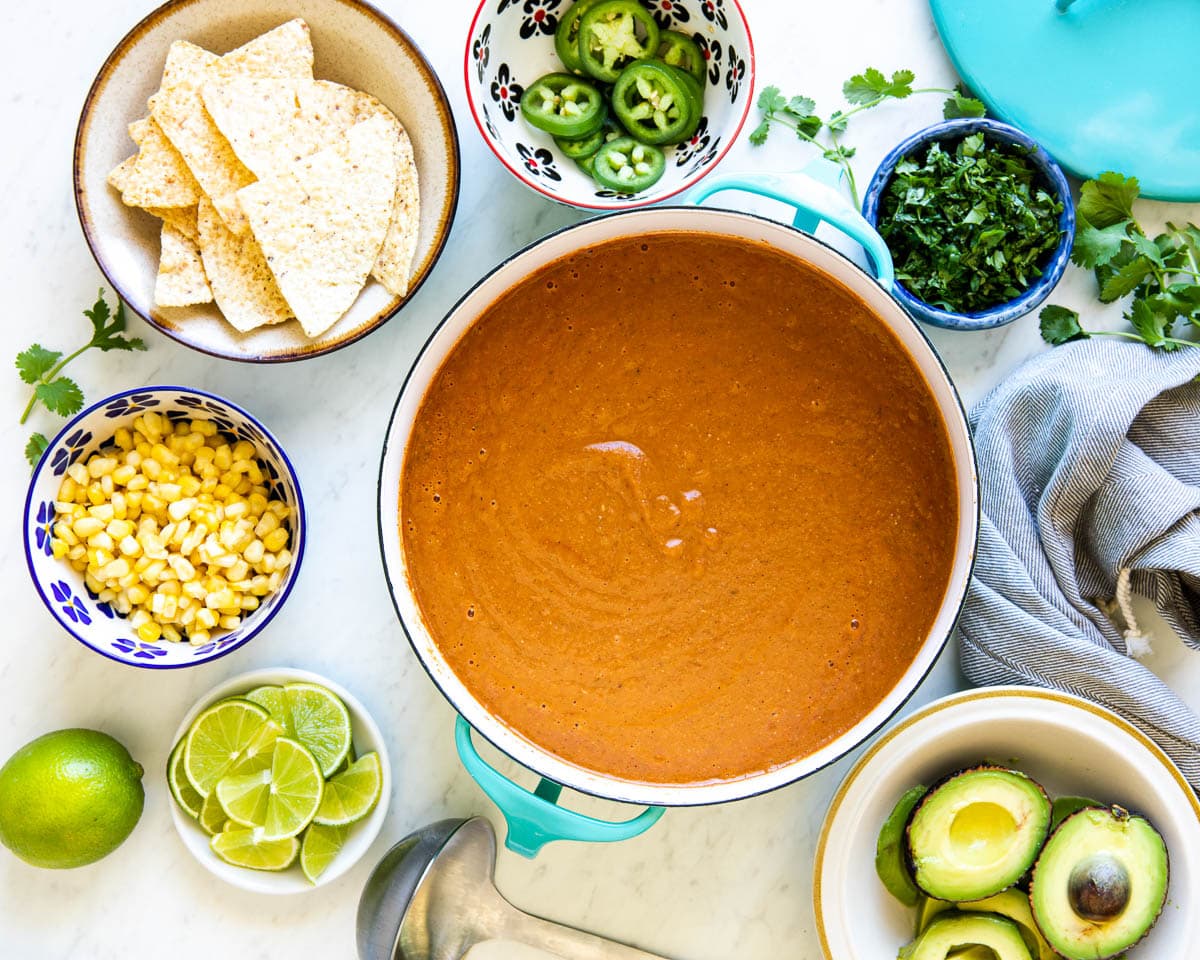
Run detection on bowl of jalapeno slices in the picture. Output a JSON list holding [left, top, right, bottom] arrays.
[[464, 0, 754, 209]]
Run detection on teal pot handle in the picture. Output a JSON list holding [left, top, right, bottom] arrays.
[[682, 161, 895, 289], [455, 716, 665, 858]]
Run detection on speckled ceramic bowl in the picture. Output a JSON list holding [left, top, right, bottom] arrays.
[[814, 687, 1200, 960], [170, 667, 390, 894], [24, 386, 305, 668], [861, 118, 1075, 331], [74, 0, 460, 362], [465, 0, 754, 209]]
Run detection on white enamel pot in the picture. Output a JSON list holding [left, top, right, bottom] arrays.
[[377, 168, 980, 856]]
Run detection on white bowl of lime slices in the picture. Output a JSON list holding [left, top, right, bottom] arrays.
[[168, 667, 390, 894]]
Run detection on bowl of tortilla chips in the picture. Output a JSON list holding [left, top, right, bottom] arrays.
[[73, 0, 460, 362]]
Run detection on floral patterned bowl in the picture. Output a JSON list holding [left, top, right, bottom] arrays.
[[23, 386, 305, 669], [465, 0, 754, 209]]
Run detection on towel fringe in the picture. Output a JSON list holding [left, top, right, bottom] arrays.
[[1110, 567, 1154, 659]]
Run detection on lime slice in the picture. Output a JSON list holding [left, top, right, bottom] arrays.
[[244, 685, 292, 735], [211, 827, 299, 871], [224, 719, 284, 779], [300, 822, 348, 884], [167, 738, 203, 819], [215, 737, 323, 840], [313, 752, 383, 827], [199, 791, 228, 835], [184, 699, 269, 797], [284, 683, 352, 777]]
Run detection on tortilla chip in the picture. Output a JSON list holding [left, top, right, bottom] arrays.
[[146, 204, 199, 242], [201, 79, 421, 298], [196, 196, 291, 331], [370, 128, 420, 298], [201, 78, 351, 181], [237, 114, 398, 337], [107, 116, 201, 209], [150, 23, 314, 233], [155, 220, 212, 307]]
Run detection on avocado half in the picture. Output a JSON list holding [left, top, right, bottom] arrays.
[[907, 766, 1052, 902], [899, 913, 1033, 960], [1029, 805, 1168, 960]]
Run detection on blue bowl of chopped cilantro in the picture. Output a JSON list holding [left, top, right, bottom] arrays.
[[862, 118, 1074, 331]]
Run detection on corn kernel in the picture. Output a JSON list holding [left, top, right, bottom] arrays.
[[218, 615, 241, 630], [141, 458, 162, 480], [188, 630, 211, 647], [127, 584, 150, 605], [196, 608, 219, 630], [162, 625, 182, 644], [73, 516, 104, 538], [111, 491, 127, 520], [67, 463, 88, 485], [50, 539, 69, 559], [262, 527, 289, 553], [137, 621, 162, 643], [59, 477, 78, 501]]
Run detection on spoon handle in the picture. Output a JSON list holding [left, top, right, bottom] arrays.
[[497, 909, 673, 960]]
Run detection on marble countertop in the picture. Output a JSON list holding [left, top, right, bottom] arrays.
[[1, 0, 1197, 957]]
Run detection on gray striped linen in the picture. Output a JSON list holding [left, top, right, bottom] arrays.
[[958, 338, 1200, 789]]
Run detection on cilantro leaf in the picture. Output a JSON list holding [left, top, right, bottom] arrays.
[[756, 85, 786, 113], [843, 67, 915, 104], [35, 377, 84, 417], [795, 114, 822, 138], [1128, 297, 1176, 349], [86, 293, 145, 352], [786, 95, 816, 118], [1099, 255, 1153, 302], [24, 433, 49, 468], [1078, 172, 1140, 229], [16, 344, 61, 384], [1071, 219, 1131, 269], [1039, 305, 1088, 345], [843, 67, 887, 104], [943, 90, 986, 119], [748, 120, 771, 146]]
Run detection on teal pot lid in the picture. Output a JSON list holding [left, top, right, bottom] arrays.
[[930, 0, 1200, 202]]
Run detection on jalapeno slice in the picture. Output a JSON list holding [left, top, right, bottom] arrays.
[[520, 73, 607, 138], [612, 60, 696, 146], [590, 136, 666, 192], [661, 62, 705, 143], [656, 30, 706, 84], [577, 0, 661, 84], [554, 0, 606, 73], [555, 117, 620, 160]]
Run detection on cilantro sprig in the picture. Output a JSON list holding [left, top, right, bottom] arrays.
[[749, 68, 985, 207], [1040, 173, 1200, 351], [17, 289, 146, 466]]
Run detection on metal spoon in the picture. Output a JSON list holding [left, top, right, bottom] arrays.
[[357, 817, 673, 960]]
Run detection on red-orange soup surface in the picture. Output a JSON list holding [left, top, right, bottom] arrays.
[[400, 232, 958, 784]]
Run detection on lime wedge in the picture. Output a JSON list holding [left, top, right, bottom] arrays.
[[184, 699, 269, 797], [300, 822, 348, 884], [167, 737, 203, 819], [211, 827, 299, 871], [199, 791, 228, 835], [215, 737, 323, 840], [244, 685, 292, 735], [314, 752, 383, 827], [284, 683, 352, 777]]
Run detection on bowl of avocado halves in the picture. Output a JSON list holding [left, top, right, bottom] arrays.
[[813, 687, 1200, 960]]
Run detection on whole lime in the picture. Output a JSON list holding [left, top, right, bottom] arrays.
[[0, 728, 144, 869]]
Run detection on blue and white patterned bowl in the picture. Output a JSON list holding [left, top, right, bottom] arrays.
[[23, 386, 305, 669], [465, 0, 754, 209]]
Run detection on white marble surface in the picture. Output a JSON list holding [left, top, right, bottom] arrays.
[[1, 1, 1198, 957]]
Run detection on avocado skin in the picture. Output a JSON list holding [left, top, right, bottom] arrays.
[[905, 765, 1052, 902], [877, 784, 930, 907], [899, 912, 1033, 960], [1029, 805, 1168, 960]]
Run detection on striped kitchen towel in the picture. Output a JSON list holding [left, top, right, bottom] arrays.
[[958, 337, 1200, 789]]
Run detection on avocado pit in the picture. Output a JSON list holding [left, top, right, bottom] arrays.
[[1067, 854, 1130, 921]]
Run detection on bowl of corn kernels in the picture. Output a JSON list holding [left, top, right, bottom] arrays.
[[23, 385, 305, 668]]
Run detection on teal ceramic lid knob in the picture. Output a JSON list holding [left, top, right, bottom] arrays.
[[930, 0, 1200, 201]]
